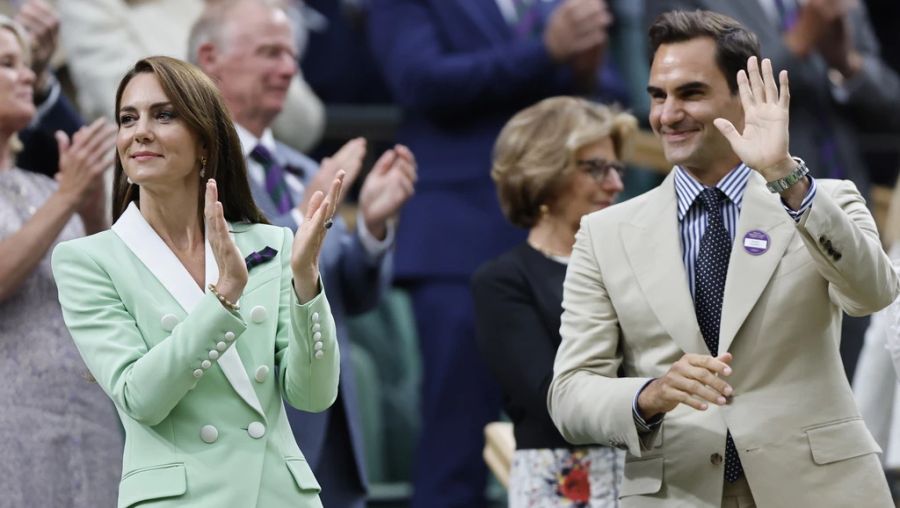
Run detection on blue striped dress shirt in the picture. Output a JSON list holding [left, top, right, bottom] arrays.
[[632, 163, 818, 431], [675, 164, 817, 298]]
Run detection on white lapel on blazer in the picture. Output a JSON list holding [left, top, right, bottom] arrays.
[[112, 202, 264, 416]]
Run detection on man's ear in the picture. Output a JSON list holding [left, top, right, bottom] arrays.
[[196, 42, 219, 76]]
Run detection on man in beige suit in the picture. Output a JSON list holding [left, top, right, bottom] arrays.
[[548, 10, 899, 507]]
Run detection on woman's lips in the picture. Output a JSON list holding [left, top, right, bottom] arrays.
[[131, 152, 162, 161]]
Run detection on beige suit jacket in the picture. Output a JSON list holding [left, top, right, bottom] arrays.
[[549, 171, 899, 507]]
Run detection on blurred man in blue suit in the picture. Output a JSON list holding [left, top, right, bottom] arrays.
[[369, 1, 626, 506], [191, 1, 417, 507]]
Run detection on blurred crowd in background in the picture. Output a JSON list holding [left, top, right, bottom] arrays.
[[2, 0, 900, 507]]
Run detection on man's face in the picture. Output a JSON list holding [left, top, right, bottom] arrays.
[[647, 37, 743, 177], [213, 2, 297, 128]]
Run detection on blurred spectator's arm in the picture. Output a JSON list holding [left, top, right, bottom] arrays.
[[368, 0, 582, 119], [828, 5, 900, 129]]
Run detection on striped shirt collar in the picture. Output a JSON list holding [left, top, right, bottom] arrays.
[[674, 163, 752, 221]]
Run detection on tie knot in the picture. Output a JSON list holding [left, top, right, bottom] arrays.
[[697, 187, 725, 212], [250, 144, 274, 165]]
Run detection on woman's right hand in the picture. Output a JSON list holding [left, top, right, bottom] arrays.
[[54, 118, 116, 207], [205, 179, 247, 304]]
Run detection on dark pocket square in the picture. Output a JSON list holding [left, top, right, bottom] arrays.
[[245, 246, 278, 270]]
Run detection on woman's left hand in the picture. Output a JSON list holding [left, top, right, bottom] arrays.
[[291, 171, 344, 303]]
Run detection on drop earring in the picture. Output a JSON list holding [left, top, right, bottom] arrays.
[[200, 157, 208, 178], [126, 175, 133, 185]]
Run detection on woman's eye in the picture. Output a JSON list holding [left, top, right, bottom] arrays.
[[119, 114, 135, 126], [157, 111, 175, 121]]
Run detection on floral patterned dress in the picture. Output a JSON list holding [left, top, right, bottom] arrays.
[[509, 447, 624, 507]]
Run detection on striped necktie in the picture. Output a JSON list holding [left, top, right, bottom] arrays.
[[250, 144, 294, 214]]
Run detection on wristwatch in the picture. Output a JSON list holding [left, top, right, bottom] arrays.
[[765, 157, 810, 193]]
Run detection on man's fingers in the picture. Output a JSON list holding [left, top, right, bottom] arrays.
[[395, 157, 417, 182], [713, 118, 740, 147], [661, 383, 710, 411], [716, 352, 734, 364], [686, 365, 733, 398], [664, 373, 728, 408], [371, 149, 396, 175], [778, 70, 790, 109], [692, 353, 733, 376], [332, 137, 366, 168], [736, 69, 754, 109], [761, 58, 779, 103], [746, 56, 766, 103]]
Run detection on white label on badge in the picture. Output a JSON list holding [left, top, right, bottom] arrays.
[[744, 238, 767, 249]]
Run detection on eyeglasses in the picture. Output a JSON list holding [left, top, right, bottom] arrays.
[[576, 158, 626, 182]]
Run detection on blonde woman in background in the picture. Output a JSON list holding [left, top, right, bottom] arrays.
[[472, 97, 636, 507], [0, 14, 123, 507]]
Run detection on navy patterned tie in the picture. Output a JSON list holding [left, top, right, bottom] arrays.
[[250, 144, 294, 214], [694, 188, 744, 483]]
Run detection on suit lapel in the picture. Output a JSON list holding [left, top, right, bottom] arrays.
[[621, 173, 706, 355], [112, 203, 265, 417], [718, 174, 795, 354]]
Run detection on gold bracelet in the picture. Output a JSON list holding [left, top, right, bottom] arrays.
[[208, 283, 240, 312]]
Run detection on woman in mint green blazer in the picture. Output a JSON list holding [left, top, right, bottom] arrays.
[[52, 56, 345, 508]]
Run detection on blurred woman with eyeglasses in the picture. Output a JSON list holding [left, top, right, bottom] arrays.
[[472, 96, 636, 507]]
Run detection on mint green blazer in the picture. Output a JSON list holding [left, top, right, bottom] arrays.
[[51, 203, 338, 508]]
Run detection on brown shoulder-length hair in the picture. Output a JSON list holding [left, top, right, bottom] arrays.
[[112, 56, 267, 225], [491, 97, 637, 229]]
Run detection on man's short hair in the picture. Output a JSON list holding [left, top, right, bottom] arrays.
[[648, 10, 760, 94]]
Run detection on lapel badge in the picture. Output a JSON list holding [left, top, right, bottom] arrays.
[[742, 230, 770, 256]]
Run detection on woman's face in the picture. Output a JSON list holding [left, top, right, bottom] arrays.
[[116, 73, 202, 190], [0, 28, 35, 133], [555, 137, 624, 229]]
